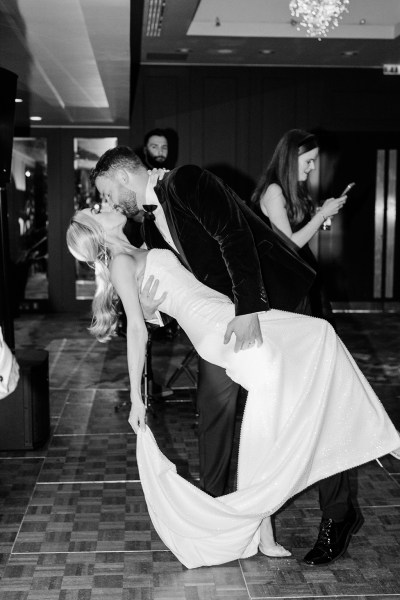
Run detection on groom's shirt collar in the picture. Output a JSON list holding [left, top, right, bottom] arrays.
[[144, 177, 178, 253]]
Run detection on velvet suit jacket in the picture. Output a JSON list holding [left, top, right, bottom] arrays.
[[128, 165, 315, 315]]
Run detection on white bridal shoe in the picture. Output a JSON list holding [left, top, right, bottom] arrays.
[[259, 541, 292, 558], [258, 517, 292, 557]]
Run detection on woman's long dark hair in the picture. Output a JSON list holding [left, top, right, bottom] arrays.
[[251, 129, 318, 227]]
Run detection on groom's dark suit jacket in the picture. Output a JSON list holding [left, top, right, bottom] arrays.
[[127, 165, 315, 315]]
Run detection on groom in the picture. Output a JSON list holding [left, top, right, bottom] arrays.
[[90, 145, 361, 566]]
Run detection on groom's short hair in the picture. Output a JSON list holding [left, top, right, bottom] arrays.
[[90, 146, 144, 184]]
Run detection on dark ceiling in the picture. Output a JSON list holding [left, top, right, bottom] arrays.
[[0, 0, 400, 128]]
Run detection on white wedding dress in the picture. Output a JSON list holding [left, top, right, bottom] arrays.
[[136, 249, 400, 569]]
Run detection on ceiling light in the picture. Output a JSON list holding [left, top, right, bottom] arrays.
[[15, 98, 23, 103], [289, 0, 350, 39], [146, 0, 166, 37], [30, 116, 42, 121], [259, 49, 274, 55], [176, 48, 190, 54], [359, 18, 366, 25], [216, 49, 234, 55], [342, 50, 358, 56]]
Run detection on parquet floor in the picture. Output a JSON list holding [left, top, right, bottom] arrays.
[[0, 312, 399, 599]]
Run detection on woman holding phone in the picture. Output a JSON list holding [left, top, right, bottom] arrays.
[[251, 128, 349, 322], [251, 130, 360, 566]]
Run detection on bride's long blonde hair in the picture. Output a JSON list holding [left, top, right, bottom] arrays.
[[66, 212, 119, 342]]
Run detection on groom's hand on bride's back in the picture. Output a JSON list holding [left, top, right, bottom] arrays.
[[139, 275, 167, 320], [224, 314, 263, 353]]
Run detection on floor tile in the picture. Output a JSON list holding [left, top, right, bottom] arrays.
[[242, 505, 400, 598], [54, 390, 131, 436], [39, 434, 139, 483], [0, 551, 250, 600], [50, 399, 200, 484], [13, 482, 163, 554], [0, 459, 43, 512], [47, 390, 69, 419], [4, 312, 400, 599]]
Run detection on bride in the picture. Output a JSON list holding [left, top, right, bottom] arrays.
[[66, 203, 400, 570]]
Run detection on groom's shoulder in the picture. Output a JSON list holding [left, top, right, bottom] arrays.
[[168, 164, 204, 190], [174, 164, 203, 178]]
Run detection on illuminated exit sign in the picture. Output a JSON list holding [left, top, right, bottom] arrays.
[[383, 64, 400, 75]]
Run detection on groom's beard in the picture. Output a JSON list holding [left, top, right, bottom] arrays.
[[116, 187, 140, 218]]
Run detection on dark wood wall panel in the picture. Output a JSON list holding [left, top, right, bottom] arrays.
[[200, 75, 257, 200], [203, 76, 237, 167], [143, 76, 179, 131], [22, 66, 400, 311], [132, 66, 400, 183], [258, 76, 299, 181], [188, 71, 205, 167], [129, 65, 400, 307]]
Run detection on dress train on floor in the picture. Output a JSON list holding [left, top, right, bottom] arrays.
[[135, 250, 400, 569]]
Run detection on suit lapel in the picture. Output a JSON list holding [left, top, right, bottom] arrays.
[[152, 186, 193, 273], [161, 203, 191, 270]]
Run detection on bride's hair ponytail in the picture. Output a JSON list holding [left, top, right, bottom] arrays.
[[66, 212, 119, 342]]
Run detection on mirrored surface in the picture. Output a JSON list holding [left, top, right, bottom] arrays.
[[9, 137, 48, 310]]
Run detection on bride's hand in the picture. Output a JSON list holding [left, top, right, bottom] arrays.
[[148, 168, 169, 187], [224, 313, 263, 353], [139, 275, 167, 320], [128, 397, 146, 434]]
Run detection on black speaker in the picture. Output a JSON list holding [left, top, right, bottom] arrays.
[[0, 67, 18, 188], [0, 349, 50, 450]]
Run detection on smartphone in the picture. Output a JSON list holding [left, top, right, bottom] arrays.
[[340, 182, 355, 196]]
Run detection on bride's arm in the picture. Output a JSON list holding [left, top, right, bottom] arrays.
[[110, 255, 148, 433]]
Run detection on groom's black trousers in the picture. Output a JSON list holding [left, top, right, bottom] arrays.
[[197, 358, 240, 497], [197, 357, 353, 520]]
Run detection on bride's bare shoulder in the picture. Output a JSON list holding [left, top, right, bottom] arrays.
[[110, 252, 138, 276], [112, 252, 136, 263]]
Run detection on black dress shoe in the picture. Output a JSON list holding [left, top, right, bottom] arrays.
[[303, 507, 363, 566]]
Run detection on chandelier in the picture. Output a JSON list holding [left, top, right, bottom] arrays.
[[289, 0, 350, 39]]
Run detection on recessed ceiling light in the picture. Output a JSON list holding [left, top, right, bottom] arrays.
[[30, 116, 42, 121], [146, 0, 166, 37], [15, 98, 23, 103], [176, 48, 190, 53], [259, 49, 274, 55], [359, 18, 366, 25], [342, 50, 358, 57], [216, 48, 234, 55]]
